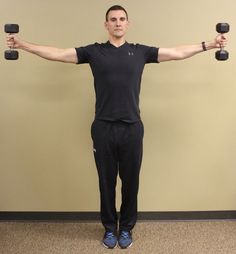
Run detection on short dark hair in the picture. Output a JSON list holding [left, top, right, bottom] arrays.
[[105, 5, 128, 21]]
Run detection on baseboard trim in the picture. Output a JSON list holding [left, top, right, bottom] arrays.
[[0, 211, 236, 221]]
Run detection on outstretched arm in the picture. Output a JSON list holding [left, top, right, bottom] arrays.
[[6, 35, 78, 64], [158, 34, 227, 62]]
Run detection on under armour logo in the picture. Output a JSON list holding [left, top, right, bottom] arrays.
[[128, 52, 134, 56]]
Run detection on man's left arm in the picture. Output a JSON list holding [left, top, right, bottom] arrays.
[[158, 34, 227, 62]]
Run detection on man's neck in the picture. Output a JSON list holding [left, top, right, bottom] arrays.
[[108, 37, 126, 48]]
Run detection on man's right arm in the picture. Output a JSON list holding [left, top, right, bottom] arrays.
[[6, 35, 78, 64]]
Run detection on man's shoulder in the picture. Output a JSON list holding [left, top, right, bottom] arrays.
[[126, 42, 153, 48], [76, 42, 103, 48], [126, 43, 158, 52]]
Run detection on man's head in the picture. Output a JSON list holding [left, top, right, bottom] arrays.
[[105, 5, 128, 22], [105, 5, 129, 39]]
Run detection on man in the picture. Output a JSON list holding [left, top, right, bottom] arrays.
[[6, 5, 227, 249]]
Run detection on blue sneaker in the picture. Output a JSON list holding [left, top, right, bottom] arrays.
[[118, 231, 133, 249], [102, 231, 117, 249]]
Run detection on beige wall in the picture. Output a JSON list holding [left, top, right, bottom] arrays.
[[0, 0, 236, 211]]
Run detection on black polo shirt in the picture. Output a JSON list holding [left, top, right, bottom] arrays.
[[75, 41, 159, 123]]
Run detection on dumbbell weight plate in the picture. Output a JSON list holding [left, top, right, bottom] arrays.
[[4, 24, 19, 33], [216, 23, 230, 34], [215, 50, 229, 61], [5, 50, 19, 60]]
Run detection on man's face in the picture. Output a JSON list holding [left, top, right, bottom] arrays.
[[105, 10, 129, 38]]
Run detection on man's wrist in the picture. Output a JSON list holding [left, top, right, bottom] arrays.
[[202, 41, 218, 51], [201, 41, 207, 51]]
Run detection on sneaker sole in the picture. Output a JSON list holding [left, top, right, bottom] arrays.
[[102, 242, 117, 249], [118, 242, 133, 249]]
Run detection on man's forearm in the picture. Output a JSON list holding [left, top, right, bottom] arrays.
[[6, 35, 77, 63], [174, 41, 217, 60], [20, 41, 69, 62], [158, 34, 226, 62], [159, 41, 218, 62]]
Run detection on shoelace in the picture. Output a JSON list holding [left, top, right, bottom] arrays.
[[106, 232, 115, 238], [120, 231, 130, 239]]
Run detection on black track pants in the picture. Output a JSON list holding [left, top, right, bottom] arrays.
[[91, 119, 144, 232]]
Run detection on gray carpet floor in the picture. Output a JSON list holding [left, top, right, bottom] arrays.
[[0, 220, 236, 254]]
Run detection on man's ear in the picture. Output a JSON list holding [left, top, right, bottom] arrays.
[[104, 21, 108, 30], [127, 20, 131, 28]]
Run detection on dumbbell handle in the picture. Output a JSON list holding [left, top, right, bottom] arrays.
[[8, 34, 13, 50], [217, 33, 226, 51]]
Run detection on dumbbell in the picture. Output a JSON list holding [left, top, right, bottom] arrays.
[[215, 23, 229, 61], [4, 24, 19, 60]]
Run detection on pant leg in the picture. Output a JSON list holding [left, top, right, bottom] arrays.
[[118, 120, 144, 231], [91, 120, 118, 233]]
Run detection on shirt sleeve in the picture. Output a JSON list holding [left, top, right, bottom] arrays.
[[137, 44, 159, 64], [75, 44, 94, 64]]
